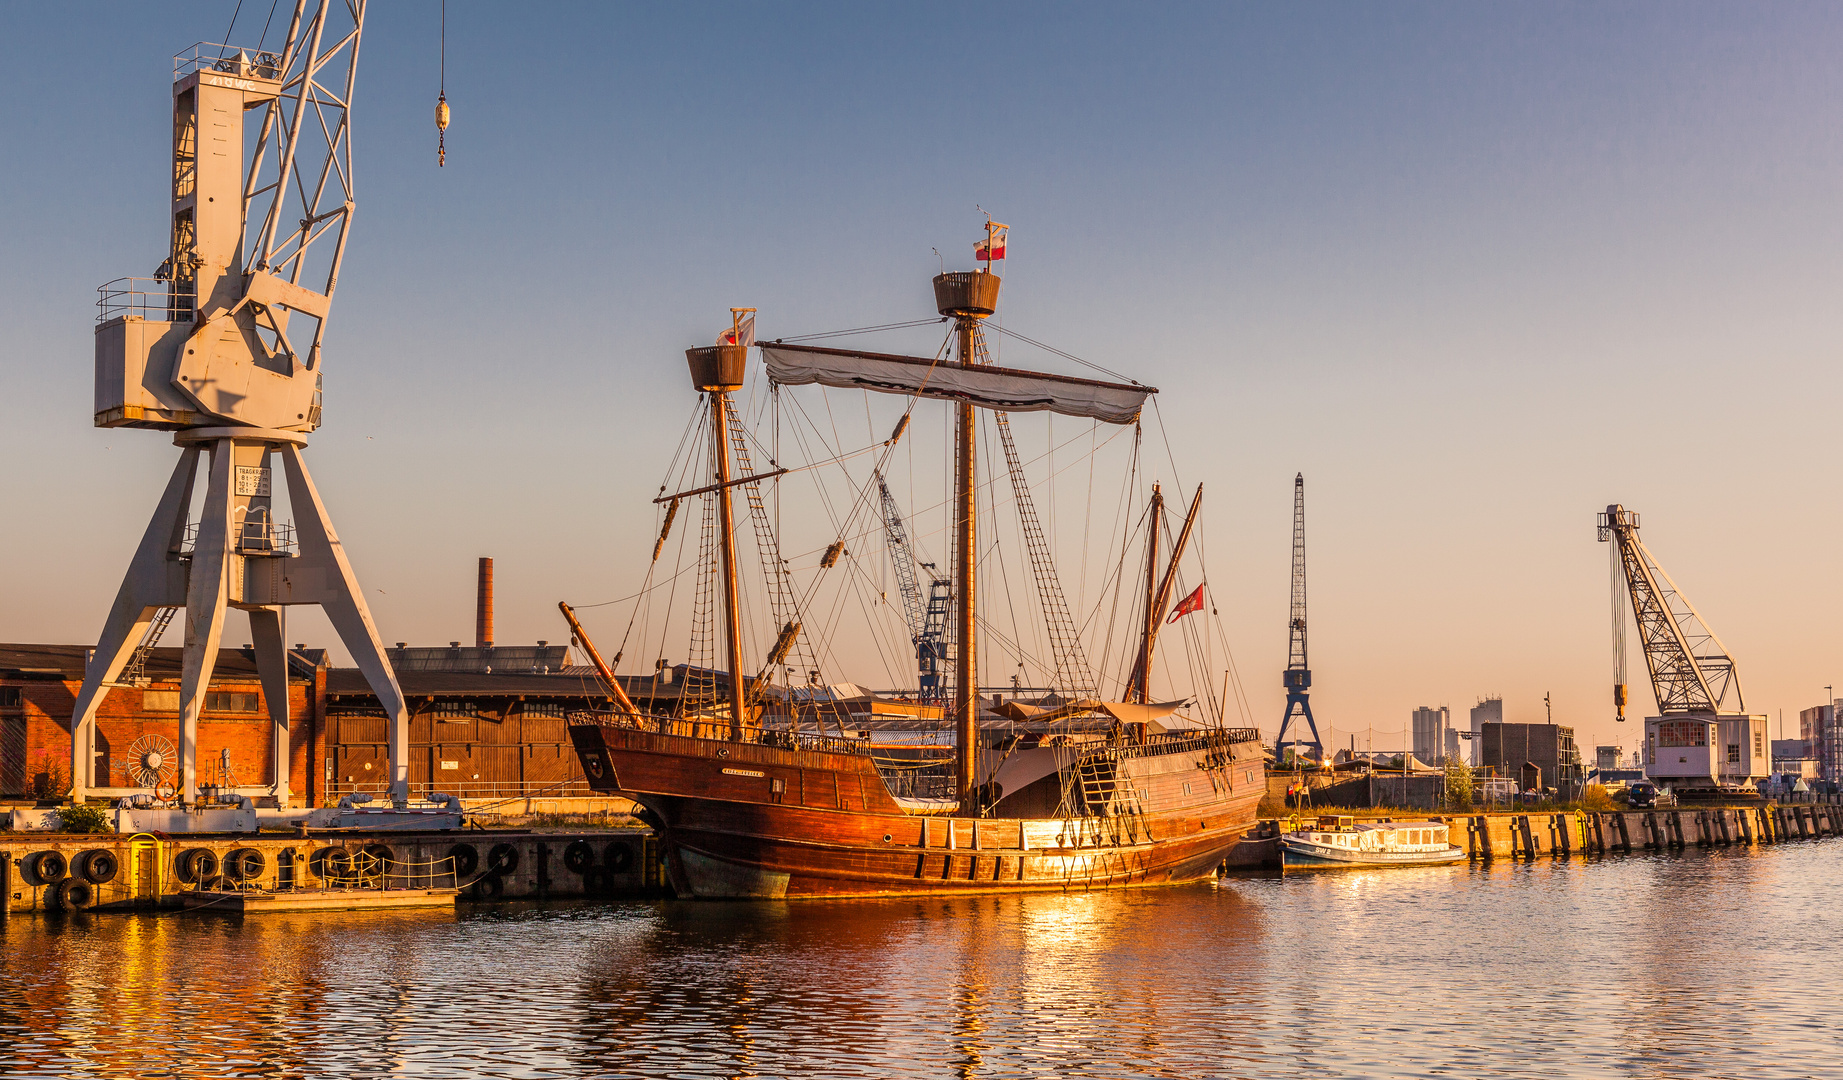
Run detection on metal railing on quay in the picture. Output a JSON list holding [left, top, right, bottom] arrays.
[[323, 780, 599, 799], [313, 850, 459, 892], [97, 278, 194, 324]]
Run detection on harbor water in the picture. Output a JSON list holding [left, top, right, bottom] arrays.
[[2, 838, 1838, 1079]]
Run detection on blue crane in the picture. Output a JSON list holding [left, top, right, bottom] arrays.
[[1277, 473, 1324, 760], [877, 474, 950, 703]]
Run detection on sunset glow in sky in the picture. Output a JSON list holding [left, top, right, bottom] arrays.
[[5, 3, 1843, 756]]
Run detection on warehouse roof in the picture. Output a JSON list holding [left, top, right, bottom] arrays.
[[0, 643, 325, 682]]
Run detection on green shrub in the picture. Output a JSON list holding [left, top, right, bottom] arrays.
[[1445, 759, 1476, 809], [55, 804, 113, 834]]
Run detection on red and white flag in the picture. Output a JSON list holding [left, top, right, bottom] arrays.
[[975, 224, 1008, 262], [1167, 584, 1205, 624], [717, 314, 756, 348]]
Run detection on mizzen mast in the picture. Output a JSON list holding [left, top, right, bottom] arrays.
[[933, 266, 1001, 809], [1126, 484, 1203, 704], [1139, 485, 1162, 706]]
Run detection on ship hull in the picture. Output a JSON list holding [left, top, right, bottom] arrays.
[[570, 723, 1265, 899]]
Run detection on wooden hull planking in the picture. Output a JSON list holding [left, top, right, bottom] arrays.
[[569, 723, 1265, 899]]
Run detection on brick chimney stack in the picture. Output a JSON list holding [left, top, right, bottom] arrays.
[[476, 557, 494, 648]]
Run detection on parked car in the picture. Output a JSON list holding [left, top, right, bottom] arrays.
[[1629, 781, 1674, 808]]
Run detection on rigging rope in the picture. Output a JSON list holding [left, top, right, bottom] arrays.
[[771, 318, 945, 342]]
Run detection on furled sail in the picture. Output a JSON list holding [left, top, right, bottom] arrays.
[[760, 342, 1155, 425]]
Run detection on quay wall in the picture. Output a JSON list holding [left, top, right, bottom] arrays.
[[1227, 800, 1843, 869], [0, 829, 664, 915], [1450, 802, 1843, 859]]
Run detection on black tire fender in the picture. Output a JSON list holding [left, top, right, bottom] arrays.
[[29, 850, 68, 886], [313, 846, 352, 881], [486, 843, 519, 875], [447, 843, 479, 877], [563, 840, 595, 875], [226, 848, 266, 881], [78, 849, 118, 885], [177, 848, 219, 884], [52, 879, 93, 911], [604, 841, 635, 874]]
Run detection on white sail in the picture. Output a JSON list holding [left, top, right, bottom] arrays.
[[760, 343, 1154, 425]]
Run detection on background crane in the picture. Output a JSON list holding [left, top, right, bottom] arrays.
[[877, 473, 949, 703], [1276, 473, 1323, 760], [1598, 504, 1765, 795]]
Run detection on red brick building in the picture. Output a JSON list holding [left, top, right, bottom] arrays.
[[2, 643, 658, 807], [1, 643, 326, 803]]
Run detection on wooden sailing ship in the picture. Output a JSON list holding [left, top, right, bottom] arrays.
[[568, 248, 1265, 898]]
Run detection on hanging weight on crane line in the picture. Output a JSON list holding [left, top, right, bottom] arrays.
[[435, 94, 450, 166], [435, 0, 450, 166]]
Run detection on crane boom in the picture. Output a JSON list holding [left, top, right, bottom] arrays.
[[878, 475, 929, 642], [1598, 505, 1743, 716], [876, 473, 948, 703]]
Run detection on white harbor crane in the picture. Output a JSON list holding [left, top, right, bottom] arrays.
[[1598, 505, 1767, 797], [71, 2, 416, 810]]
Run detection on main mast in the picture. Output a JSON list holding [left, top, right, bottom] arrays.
[[933, 268, 1001, 809], [686, 327, 752, 740]]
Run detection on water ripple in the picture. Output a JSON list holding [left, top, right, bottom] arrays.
[[2, 840, 1839, 1078]]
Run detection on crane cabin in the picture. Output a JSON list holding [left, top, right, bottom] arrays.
[[1643, 714, 1769, 794]]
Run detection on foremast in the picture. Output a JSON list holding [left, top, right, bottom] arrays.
[[685, 312, 756, 740]]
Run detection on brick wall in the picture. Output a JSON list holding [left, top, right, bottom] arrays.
[[4, 677, 320, 800]]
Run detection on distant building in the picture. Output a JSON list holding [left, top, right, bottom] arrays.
[[1479, 722, 1583, 795], [1596, 745, 1623, 772], [1799, 703, 1841, 779], [1444, 727, 1461, 762], [1772, 737, 1821, 779], [1468, 697, 1503, 766], [1411, 706, 1451, 763]]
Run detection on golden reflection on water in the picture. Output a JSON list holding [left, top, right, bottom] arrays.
[[2, 843, 1839, 1079]]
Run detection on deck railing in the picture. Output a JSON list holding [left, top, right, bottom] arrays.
[[97, 277, 194, 324], [568, 710, 887, 757]]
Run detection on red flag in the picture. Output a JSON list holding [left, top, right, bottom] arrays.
[[975, 224, 1008, 262], [1167, 584, 1205, 624]]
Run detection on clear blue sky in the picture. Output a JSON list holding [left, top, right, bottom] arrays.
[[4, 3, 1842, 755]]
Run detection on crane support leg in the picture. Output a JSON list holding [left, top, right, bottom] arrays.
[[1276, 693, 1322, 761], [248, 606, 291, 809], [68, 449, 198, 800]]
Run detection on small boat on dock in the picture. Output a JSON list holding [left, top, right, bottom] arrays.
[[1279, 816, 1465, 870]]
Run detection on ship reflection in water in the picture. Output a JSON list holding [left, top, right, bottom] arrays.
[[2, 841, 1840, 1078]]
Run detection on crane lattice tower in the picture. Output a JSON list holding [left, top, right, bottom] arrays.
[[1276, 473, 1323, 759]]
